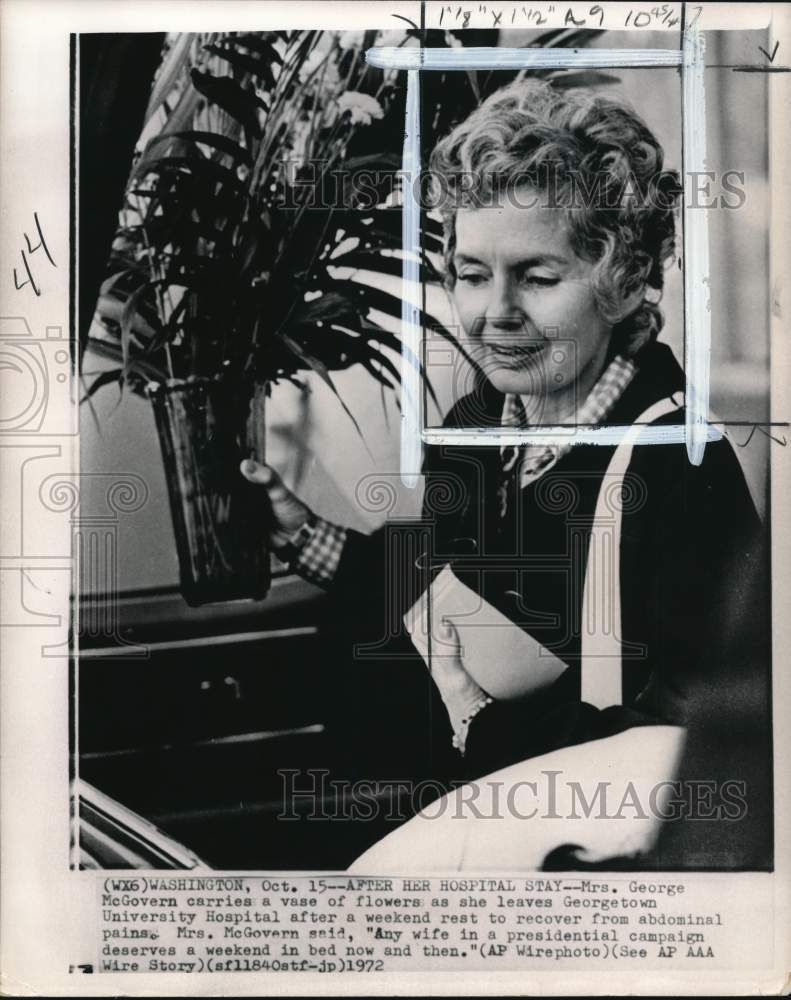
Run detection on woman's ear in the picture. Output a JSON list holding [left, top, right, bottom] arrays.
[[613, 254, 652, 322]]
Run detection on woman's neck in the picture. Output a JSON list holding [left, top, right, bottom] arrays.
[[521, 342, 612, 424]]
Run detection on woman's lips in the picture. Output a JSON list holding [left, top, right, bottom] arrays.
[[485, 341, 547, 362]]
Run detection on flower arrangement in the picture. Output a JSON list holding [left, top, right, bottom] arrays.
[[85, 27, 615, 414], [86, 30, 435, 428]]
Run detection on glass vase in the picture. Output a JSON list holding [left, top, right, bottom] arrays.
[[148, 376, 270, 606]]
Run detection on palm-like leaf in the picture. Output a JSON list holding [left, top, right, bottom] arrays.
[[88, 26, 614, 412]]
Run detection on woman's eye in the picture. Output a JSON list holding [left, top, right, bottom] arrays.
[[457, 272, 488, 286], [521, 274, 559, 287]]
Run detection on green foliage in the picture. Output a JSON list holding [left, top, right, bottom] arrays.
[[86, 27, 615, 406]]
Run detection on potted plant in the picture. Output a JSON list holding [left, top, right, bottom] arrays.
[[83, 28, 612, 605]]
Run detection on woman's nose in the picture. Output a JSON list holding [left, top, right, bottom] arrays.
[[484, 276, 523, 330]]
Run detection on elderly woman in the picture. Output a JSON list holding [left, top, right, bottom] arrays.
[[242, 80, 767, 799]]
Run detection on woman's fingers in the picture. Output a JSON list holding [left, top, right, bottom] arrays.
[[240, 458, 274, 486], [436, 618, 465, 672], [434, 618, 485, 704], [438, 617, 461, 648], [241, 460, 291, 502], [239, 459, 312, 539], [241, 459, 295, 504]]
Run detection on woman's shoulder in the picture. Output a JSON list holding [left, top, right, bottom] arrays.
[[626, 405, 760, 533], [610, 342, 757, 512]]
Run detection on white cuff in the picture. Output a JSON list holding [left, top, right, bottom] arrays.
[[450, 693, 494, 756]]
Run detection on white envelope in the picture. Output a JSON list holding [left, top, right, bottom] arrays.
[[403, 563, 567, 700]]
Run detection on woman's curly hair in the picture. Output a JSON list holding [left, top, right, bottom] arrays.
[[428, 79, 682, 357]]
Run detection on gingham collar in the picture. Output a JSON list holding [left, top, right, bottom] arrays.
[[500, 354, 637, 484]]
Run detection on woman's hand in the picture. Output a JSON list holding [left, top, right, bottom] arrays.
[[433, 619, 491, 737], [240, 459, 313, 549]]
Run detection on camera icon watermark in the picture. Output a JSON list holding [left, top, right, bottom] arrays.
[[0, 317, 73, 436]]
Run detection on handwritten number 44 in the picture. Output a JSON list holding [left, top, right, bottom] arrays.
[[13, 212, 55, 297]]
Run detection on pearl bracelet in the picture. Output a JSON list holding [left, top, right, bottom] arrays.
[[451, 694, 494, 755]]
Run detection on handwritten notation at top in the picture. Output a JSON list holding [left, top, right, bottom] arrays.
[[432, 3, 700, 31]]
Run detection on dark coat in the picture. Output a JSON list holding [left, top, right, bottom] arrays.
[[326, 340, 770, 860]]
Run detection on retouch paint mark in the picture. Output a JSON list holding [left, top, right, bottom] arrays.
[[367, 31, 710, 477], [682, 24, 710, 466], [366, 47, 684, 71], [401, 68, 422, 488]]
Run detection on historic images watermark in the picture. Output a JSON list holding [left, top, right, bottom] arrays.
[[277, 769, 748, 823], [275, 160, 748, 213]]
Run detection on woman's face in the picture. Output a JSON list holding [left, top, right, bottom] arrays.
[[452, 189, 613, 416]]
